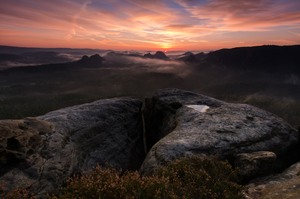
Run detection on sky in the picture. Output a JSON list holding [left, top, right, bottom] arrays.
[[0, 0, 300, 51]]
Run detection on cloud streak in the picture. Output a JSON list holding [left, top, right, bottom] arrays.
[[0, 0, 299, 50]]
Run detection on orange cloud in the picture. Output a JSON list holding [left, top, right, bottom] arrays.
[[0, 0, 299, 50], [177, 0, 300, 31]]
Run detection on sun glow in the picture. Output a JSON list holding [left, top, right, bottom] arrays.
[[160, 42, 173, 50], [0, 0, 299, 50]]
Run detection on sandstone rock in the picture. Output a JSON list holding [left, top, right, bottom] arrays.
[[244, 161, 300, 199], [0, 118, 54, 195], [0, 97, 144, 197], [77, 54, 105, 67], [140, 88, 299, 175], [143, 51, 169, 60], [0, 88, 298, 197], [234, 151, 277, 181]]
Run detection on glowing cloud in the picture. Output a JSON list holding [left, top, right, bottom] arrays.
[[0, 0, 299, 50]]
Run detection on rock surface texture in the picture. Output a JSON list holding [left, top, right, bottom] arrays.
[[244, 161, 300, 199], [0, 97, 144, 197], [234, 151, 277, 180], [140, 89, 299, 174]]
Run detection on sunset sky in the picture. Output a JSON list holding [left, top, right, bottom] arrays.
[[1, 0, 300, 51]]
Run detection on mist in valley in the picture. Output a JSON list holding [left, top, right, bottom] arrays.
[[0, 46, 299, 128]]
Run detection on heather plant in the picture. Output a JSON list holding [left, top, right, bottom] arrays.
[[155, 156, 242, 199], [50, 166, 170, 199], [0, 185, 33, 199], [1, 156, 243, 199], [52, 156, 242, 199]]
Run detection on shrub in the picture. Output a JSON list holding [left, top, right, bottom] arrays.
[[52, 156, 242, 199], [0, 185, 33, 199], [155, 156, 242, 199], [50, 166, 171, 199]]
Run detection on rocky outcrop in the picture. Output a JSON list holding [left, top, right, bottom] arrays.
[[77, 54, 105, 67], [244, 161, 300, 199], [0, 88, 299, 197], [177, 53, 197, 62], [140, 89, 299, 175], [0, 97, 144, 197], [177, 52, 206, 63], [143, 51, 169, 60], [0, 118, 55, 195]]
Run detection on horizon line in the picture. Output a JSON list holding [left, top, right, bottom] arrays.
[[1, 43, 300, 52]]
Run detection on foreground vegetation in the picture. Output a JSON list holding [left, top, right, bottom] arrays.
[[1, 157, 242, 199]]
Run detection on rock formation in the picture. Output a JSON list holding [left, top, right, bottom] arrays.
[[0, 88, 298, 197], [77, 54, 105, 67], [177, 52, 206, 63], [143, 51, 169, 60], [177, 52, 197, 62], [234, 151, 277, 180], [244, 161, 300, 199], [140, 89, 299, 174], [0, 97, 144, 197]]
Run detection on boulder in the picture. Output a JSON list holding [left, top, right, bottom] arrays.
[[244, 161, 300, 199], [0, 97, 144, 197], [234, 151, 277, 181], [140, 89, 299, 175], [0, 118, 53, 187], [0, 88, 298, 197]]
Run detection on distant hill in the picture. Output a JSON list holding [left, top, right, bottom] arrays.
[[0, 45, 106, 69], [0, 51, 72, 66], [1, 44, 300, 74], [205, 45, 300, 73], [177, 52, 206, 62], [0, 54, 105, 74]]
